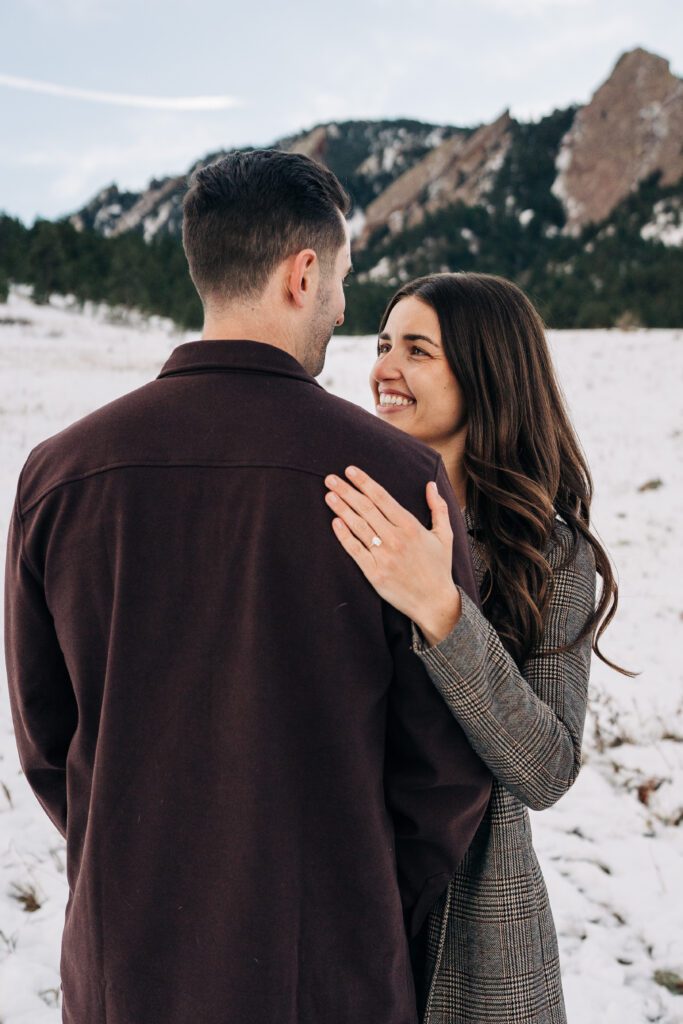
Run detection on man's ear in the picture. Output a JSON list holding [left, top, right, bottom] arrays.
[[285, 250, 318, 309]]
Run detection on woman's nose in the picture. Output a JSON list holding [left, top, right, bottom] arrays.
[[376, 354, 403, 379]]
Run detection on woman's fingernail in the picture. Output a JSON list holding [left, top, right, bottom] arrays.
[[327, 475, 339, 487], [430, 481, 439, 495], [328, 492, 339, 504], [346, 466, 358, 478]]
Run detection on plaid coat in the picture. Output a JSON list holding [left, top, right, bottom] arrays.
[[411, 505, 597, 1024]]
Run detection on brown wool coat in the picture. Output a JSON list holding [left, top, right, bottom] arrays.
[[4, 339, 492, 1024]]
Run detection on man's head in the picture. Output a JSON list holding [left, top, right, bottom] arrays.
[[182, 149, 353, 375]]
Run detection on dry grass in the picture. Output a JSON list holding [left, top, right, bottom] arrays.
[[8, 882, 41, 913]]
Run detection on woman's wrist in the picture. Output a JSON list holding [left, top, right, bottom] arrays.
[[414, 584, 463, 647]]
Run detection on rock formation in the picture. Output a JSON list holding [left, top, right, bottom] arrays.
[[357, 111, 512, 247], [552, 48, 683, 234]]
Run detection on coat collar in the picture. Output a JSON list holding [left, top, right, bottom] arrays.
[[157, 339, 324, 389], [462, 504, 474, 530], [461, 504, 488, 587]]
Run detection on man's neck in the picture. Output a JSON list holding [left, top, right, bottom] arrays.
[[201, 316, 299, 363]]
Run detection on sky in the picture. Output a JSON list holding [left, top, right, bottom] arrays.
[[2, 0, 682, 225]]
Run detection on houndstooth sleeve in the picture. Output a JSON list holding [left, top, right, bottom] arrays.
[[411, 524, 597, 811]]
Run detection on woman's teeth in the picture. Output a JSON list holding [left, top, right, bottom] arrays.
[[379, 393, 415, 407]]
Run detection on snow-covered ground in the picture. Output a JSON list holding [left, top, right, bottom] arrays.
[[1, 289, 682, 1023]]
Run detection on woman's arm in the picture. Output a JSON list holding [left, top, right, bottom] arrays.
[[411, 526, 596, 811], [323, 467, 597, 812]]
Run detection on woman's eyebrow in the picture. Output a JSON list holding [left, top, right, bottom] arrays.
[[378, 331, 438, 348]]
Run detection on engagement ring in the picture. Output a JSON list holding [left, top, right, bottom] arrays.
[[371, 536, 382, 547]]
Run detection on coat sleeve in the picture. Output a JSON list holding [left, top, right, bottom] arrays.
[[410, 523, 596, 812], [3, 482, 77, 838], [383, 458, 492, 940]]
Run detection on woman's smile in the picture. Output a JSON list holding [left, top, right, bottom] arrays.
[[377, 386, 416, 412]]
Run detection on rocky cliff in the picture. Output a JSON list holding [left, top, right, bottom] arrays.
[[552, 48, 683, 235], [357, 111, 512, 247]]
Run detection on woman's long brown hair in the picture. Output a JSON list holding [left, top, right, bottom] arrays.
[[379, 272, 632, 675]]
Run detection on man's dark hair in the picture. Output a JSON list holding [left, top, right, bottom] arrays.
[[182, 149, 352, 306]]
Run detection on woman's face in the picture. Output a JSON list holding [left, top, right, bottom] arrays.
[[369, 296, 467, 452]]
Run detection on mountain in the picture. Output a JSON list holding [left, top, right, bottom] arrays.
[[2, 47, 681, 332], [69, 119, 465, 243], [69, 178, 185, 242], [68, 47, 683, 249]]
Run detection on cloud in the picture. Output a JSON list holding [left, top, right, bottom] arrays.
[[0, 72, 244, 111]]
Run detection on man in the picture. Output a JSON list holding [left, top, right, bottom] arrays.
[[4, 150, 491, 1024]]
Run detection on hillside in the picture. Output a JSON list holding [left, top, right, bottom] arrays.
[[1, 47, 681, 332]]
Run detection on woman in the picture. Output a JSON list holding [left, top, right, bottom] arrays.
[[323, 273, 629, 1024]]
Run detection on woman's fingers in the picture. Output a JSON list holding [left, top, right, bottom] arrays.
[[426, 481, 454, 544], [343, 466, 416, 528], [324, 468, 419, 536], [324, 473, 390, 538], [324, 490, 384, 550], [330, 518, 378, 580]]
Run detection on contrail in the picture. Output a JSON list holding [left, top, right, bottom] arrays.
[[0, 73, 244, 111]]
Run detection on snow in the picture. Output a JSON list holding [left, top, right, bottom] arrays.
[[382, 144, 399, 173], [460, 226, 480, 254], [641, 198, 683, 248], [555, 142, 573, 175], [424, 127, 447, 149], [551, 135, 586, 234], [93, 203, 122, 236], [366, 255, 392, 281], [142, 200, 174, 243], [346, 207, 367, 241], [387, 208, 405, 234], [473, 138, 512, 203], [1, 291, 682, 1023], [639, 101, 669, 141]]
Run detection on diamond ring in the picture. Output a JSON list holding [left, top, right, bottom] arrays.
[[371, 535, 382, 547]]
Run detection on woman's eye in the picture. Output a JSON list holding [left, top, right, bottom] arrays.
[[376, 343, 428, 356]]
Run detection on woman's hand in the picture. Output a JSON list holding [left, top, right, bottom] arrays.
[[324, 466, 462, 646]]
